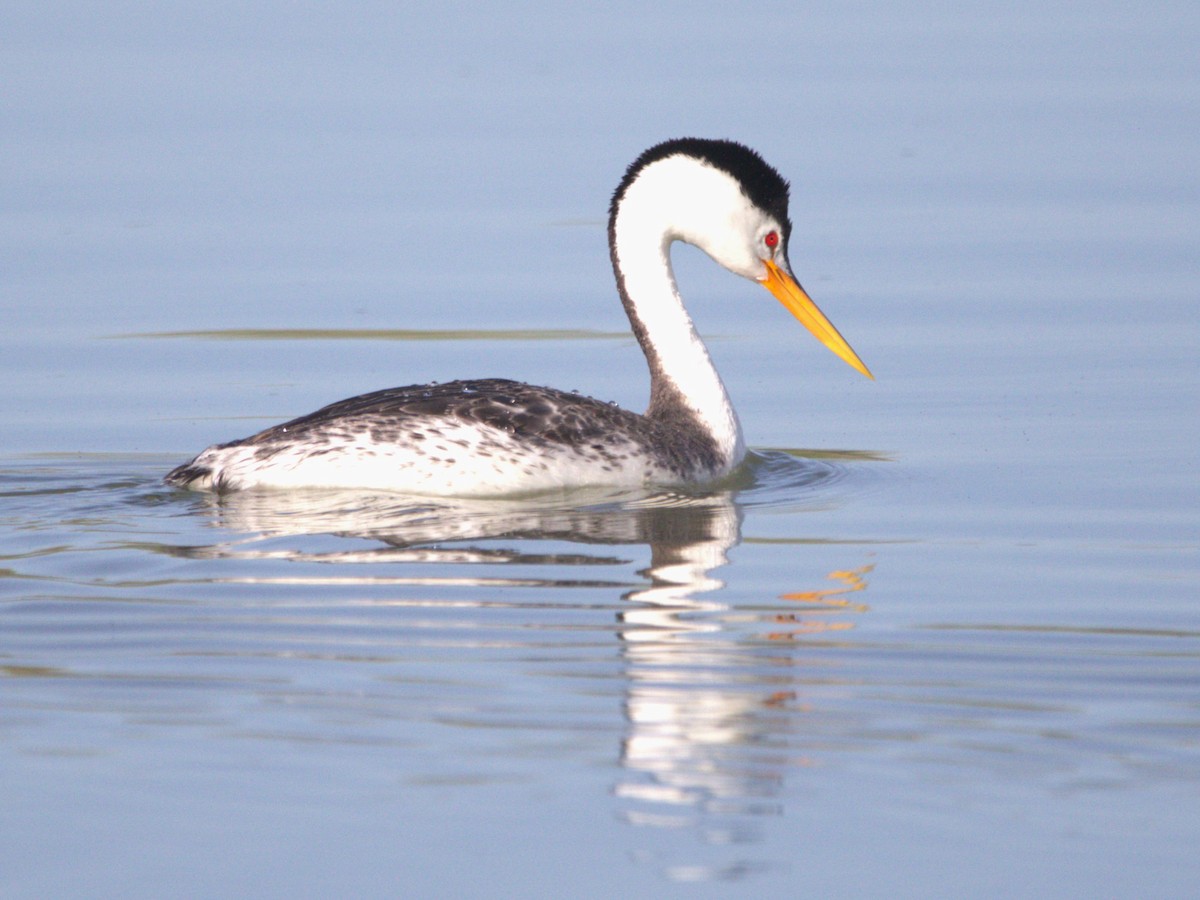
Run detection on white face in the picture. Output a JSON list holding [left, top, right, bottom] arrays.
[[670, 163, 789, 282], [615, 153, 792, 283]]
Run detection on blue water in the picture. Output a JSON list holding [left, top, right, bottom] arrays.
[[3, 2, 1198, 897]]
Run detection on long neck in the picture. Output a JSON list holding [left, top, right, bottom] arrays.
[[608, 205, 745, 471]]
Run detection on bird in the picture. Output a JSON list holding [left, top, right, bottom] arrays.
[[165, 138, 871, 495]]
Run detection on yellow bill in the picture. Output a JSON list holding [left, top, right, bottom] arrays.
[[759, 259, 873, 380]]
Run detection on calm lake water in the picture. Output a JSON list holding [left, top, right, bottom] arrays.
[[3, 2, 1198, 897]]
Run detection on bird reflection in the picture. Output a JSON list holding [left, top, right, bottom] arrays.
[[176, 479, 871, 883], [612, 500, 871, 880], [178, 484, 731, 567]]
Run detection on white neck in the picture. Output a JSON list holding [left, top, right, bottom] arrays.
[[610, 189, 745, 471]]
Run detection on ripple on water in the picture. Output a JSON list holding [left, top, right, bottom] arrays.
[[3, 449, 1198, 891], [735, 447, 891, 510]]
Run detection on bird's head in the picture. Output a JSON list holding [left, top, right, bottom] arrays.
[[612, 138, 873, 380]]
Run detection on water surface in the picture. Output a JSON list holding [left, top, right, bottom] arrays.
[[3, 1, 1199, 897]]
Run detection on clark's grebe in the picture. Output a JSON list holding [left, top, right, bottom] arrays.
[[166, 138, 871, 495]]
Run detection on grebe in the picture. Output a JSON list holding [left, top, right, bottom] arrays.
[[166, 138, 871, 495]]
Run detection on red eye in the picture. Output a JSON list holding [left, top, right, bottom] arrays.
[[764, 231, 779, 249]]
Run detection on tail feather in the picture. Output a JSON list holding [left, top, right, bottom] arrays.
[[164, 462, 212, 489]]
